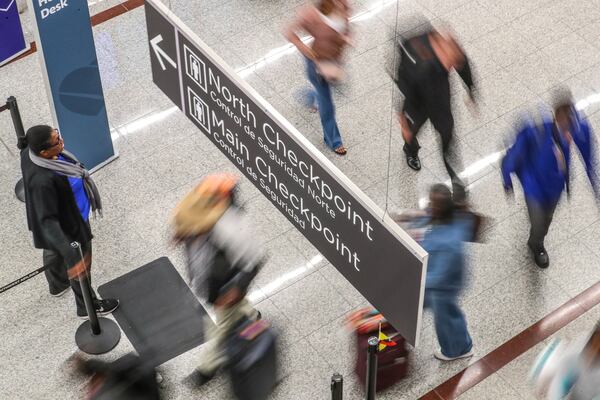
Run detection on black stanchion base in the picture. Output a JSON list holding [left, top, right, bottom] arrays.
[[75, 317, 121, 355], [15, 178, 25, 203]]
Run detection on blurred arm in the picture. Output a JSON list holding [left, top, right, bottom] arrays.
[[284, 10, 317, 61], [573, 120, 600, 199], [456, 56, 475, 97]]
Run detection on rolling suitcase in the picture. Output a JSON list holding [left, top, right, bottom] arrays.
[[225, 318, 278, 400]]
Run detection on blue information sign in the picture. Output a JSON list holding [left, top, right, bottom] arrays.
[[0, 0, 30, 66], [27, 0, 115, 170]]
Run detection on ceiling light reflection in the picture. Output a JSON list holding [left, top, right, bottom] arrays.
[[119, 106, 179, 136], [236, 0, 397, 77], [576, 92, 600, 111], [247, 254, 324, 302], [414, 150, 503, 210]]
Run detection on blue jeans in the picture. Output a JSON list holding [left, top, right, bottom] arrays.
[[425, 289, 473, 358], [305, 59, 343, 150]]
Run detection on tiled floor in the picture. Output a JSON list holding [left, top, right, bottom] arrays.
[[1, 0, 600, 398]]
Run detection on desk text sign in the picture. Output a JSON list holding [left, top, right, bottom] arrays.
[[144, 0, 427, 345]]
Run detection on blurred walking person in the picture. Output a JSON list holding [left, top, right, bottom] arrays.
[[172, 174, 264, 386], [74, 354, 160, 400], [285, 0, 351, 155], [530, 321, 600, 399], [501, 90, 599, 268], [394, 26, 477, 197], [396, 184, 476, 361]]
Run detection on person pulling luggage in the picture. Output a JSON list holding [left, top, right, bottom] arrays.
[[172, 174, 264, 386], [501, 89, 599, 268]]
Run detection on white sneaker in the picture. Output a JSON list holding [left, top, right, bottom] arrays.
[[434, 349, 474, 361]]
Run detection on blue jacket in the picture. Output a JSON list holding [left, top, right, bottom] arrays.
[[501, 112, 598, 206], [412, 214, 473, 293]]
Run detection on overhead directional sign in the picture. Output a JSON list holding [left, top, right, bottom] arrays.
[[144, 0, 428, 346]]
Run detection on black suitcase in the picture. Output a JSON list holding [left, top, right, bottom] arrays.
[[225, 318, 278, 400]]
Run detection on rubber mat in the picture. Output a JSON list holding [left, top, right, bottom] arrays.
[[98, 257, 213, 366]]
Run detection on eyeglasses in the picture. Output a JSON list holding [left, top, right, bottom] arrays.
[[45, 129, 63, 149]]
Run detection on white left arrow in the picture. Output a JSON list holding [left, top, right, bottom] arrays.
[[150, 34, 177, 71]]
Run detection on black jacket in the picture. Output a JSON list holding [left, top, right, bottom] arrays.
[[396, 33, 474, 107], [20, 149, 92, 262]]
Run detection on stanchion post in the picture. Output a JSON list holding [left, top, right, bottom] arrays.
[[366, 336, 379, 400], [6, 96, 26, 202], [71, 242, 101, 335], [331, 373, 343, 400], [7, 96, 25, 141], [71, 241, 121, 355]]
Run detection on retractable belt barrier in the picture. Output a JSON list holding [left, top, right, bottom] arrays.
[[0, 265, 48, 294]]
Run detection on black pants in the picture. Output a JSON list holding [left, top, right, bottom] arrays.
[[402, 93, 463, 186], [525, 198, 558, 251], [43, 240, 96, 314]]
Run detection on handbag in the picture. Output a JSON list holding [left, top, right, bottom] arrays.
[[316, 60, 345, 83]]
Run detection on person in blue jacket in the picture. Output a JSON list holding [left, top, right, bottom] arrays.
[[501, 90, 599, 268], [404, 184, 475, 361]]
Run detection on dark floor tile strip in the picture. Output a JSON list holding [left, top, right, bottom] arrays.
[[420, 390, 445, 400], [430, 359, 496, 400], [90, 3, 128, 25], [122, 0, 145, 11], [6, 42, 37, 66], [420, 280, 600, 399]]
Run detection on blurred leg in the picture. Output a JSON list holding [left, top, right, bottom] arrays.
[[197, 298, 257, 376], [400, 100, 427, 157], [306, 59, 343, 150], [430, 290, 473, 358], [526, 199, 554, 251], [430, 104, 463, 188]]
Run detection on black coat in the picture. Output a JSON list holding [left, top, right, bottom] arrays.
[[20, 149, 92, 250]]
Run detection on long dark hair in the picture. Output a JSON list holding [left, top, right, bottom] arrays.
[[430, 183, 454, 222]]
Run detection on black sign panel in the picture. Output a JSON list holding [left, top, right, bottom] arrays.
[[145, 0, 427, 345], [145, 2, 181, 109]]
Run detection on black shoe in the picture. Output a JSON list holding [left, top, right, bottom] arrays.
[[407, 155, 421, 171], [403, 147, 421, 171], [255, 311, 262, 321], [529, 246, 549, 268], [183, 369, 215, 388], [77, 298, 120, 319], [50, 286, 70, 297]]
